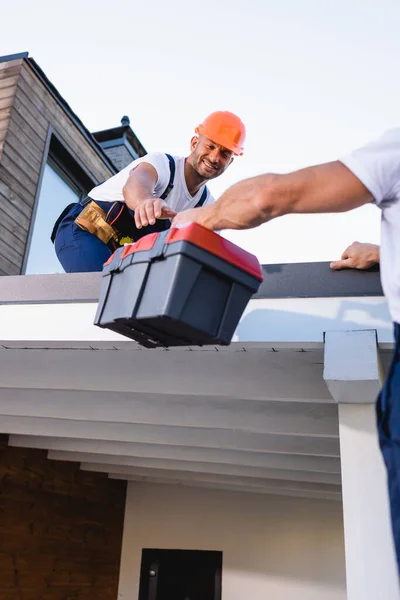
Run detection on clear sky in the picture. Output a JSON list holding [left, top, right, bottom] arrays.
[[2, 0, 399, 264]]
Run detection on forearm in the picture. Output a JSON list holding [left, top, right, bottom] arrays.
[[122, 166, 157, 211], [199, 161, 374, 231]]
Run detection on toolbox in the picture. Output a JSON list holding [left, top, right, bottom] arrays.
[[94, 223, 263, 348]]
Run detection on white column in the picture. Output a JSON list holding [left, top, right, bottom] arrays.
[[118, 481, 139, 599], [324, 330, 399, 600]]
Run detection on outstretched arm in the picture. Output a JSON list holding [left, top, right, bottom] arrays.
[[172, 161, 374, 231], [122, 163, 176, 229]]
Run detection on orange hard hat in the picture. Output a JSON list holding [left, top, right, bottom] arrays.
[[195, 111, 246, 156]]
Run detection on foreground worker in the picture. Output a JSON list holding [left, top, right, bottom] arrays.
[[172, 128, 400, 575], [52, 111, 245, 272]]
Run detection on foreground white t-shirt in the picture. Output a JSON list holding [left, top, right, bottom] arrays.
[[88, 152, 214, 213], [340, 128, 400, 324]]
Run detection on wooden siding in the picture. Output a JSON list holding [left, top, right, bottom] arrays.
[[0, 435, 126, 600], [0, 59, 114, 275], [0, 59, 21, 163]]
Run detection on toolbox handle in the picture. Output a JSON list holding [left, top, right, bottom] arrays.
[[148, 229, 170, 261]]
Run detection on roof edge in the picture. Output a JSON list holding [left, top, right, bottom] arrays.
[[24, 56, 118, 176], [0, 262, 383, 305], [92, 124, 147, 158], [254, 261, 382, 299], [0, 52, 29, 64]]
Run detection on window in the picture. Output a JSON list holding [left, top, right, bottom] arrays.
[[23, 134, 95, 275]]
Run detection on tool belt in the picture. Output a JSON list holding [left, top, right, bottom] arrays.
[[74, 198, 170, 251], [75, 199, 147, 251]]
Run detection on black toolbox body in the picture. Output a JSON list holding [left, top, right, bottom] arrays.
[[94, 223, 263, 348]]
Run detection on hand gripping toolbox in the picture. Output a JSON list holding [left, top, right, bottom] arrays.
[[94, 223, 263, 348]]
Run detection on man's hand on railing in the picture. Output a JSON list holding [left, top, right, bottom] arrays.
[[330, 241, 380, 270]]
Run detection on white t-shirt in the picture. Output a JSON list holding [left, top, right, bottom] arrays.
[[340, 128, 400, 324], [88, 152, 214, 213]]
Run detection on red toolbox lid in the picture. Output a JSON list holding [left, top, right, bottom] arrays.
[[120, 233, 159, 259], [104, 224, 263, 281], [166, 223, 263, 281], [103, 233, 159, 267]]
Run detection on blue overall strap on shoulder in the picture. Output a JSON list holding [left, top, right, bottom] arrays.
[[160, 153, 175, 199], [161, 153, 207, 207], [195, 186, 208, 208]]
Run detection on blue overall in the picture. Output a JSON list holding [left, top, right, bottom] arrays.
[[54, 201, 169, 273], [377, 322, 400, 575]]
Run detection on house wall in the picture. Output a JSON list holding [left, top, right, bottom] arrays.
[[103, 144, 135, 171], [0, 58, 20, 162], [0, 435, 126, 600], [119, 482, 347, 600], [0, 57, 114, 275]]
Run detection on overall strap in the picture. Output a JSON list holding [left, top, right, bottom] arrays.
[[195, 185, 208, 208], [161, 154, 176, 199], [162, 153, 208, 208]]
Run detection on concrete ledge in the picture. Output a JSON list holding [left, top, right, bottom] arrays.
[[0, 273, 102, 304], [0, 262, 383, 305]]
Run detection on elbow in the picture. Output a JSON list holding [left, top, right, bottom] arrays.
[[122, 180, 136, 210], [122, 181, 130, 199]]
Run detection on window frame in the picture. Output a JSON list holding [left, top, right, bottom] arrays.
[[21, 127, 97, 274]]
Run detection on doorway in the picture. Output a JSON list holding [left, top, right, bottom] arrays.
[[138, 548, 222, 600]]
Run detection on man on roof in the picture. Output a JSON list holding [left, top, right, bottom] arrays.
[[52, 111, 246, 273]]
